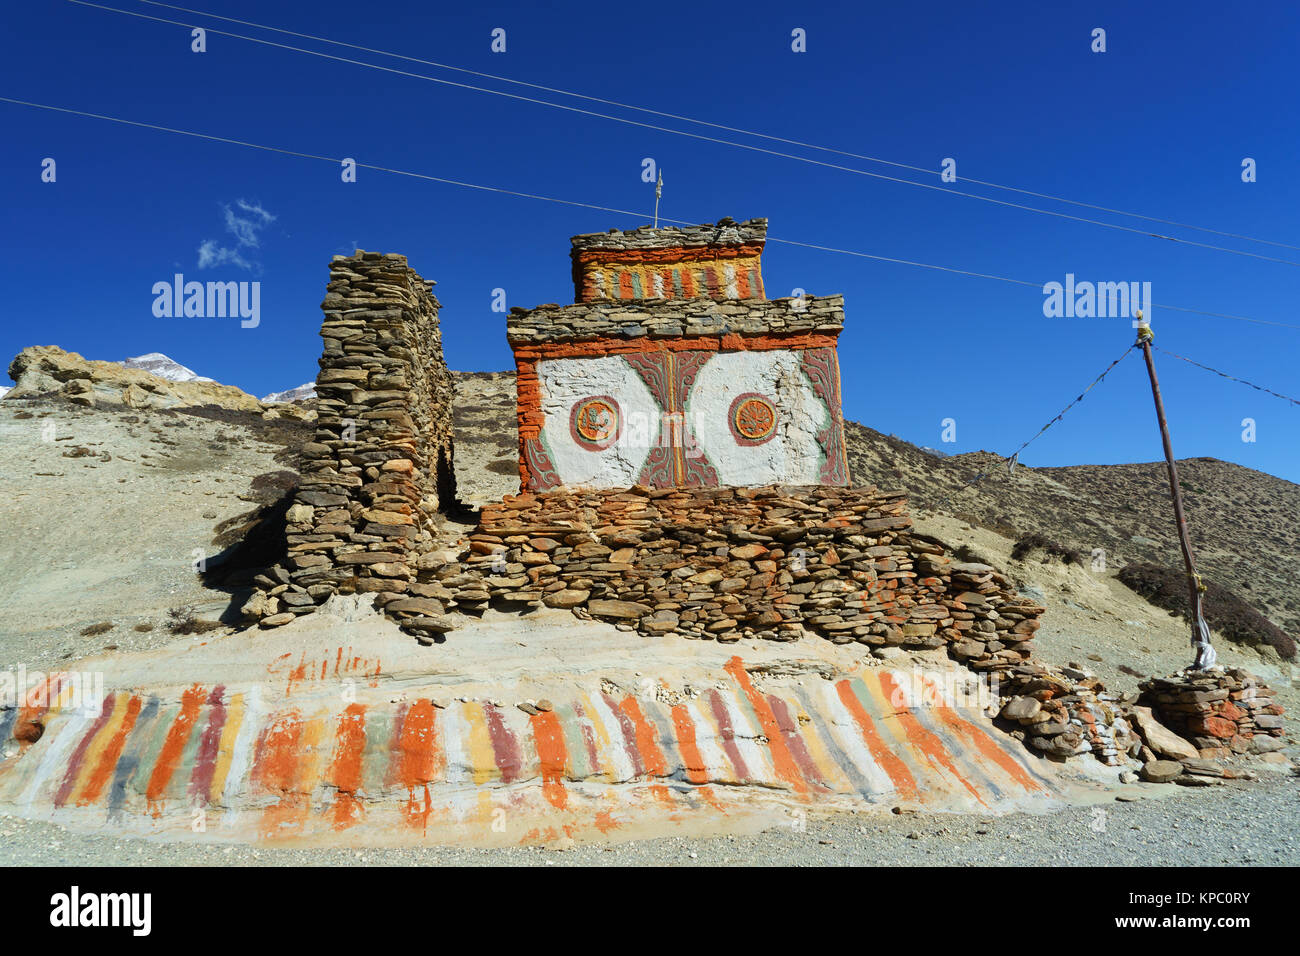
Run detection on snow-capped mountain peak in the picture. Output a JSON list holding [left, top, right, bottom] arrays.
[[260, 382, 316, 404], [121, 352, 214, 383]]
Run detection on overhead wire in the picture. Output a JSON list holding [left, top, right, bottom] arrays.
[[130, 0, 1300, 253], [5, 94, 1299, 332], [60, 0, 1300, 268]]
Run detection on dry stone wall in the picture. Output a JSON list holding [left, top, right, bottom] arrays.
[[1140, 668, 1286, 756], [245, 251, 457, 626], [369, 482, 1140, 765]]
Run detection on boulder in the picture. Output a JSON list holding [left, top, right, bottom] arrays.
[[1140, 759, 1184, 783], [7, 345, 264, 413], [1132, 706, 1199, 761]]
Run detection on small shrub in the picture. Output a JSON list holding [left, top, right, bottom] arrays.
[[1118, 563, 1296, 660], [166, 607, 223, 635], [1011, 532, 1084, 566], [80, 621, 114, 636], [133, 622, 154, 633]]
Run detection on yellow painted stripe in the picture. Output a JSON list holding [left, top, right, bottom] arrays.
[[784, 696, 853, 793], [68, 692, 130, 804], [295, 713, 329, 796], [207, 692, 244, 804], [461, 703, 499, 785]]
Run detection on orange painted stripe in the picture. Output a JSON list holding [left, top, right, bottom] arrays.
[[724, 657, 807, 795], [834, 680, 917, 800], [15, 673, 61, 749], [396, 699, 440, 832], [78, 694, 143, 806], [736, 266, 751, 298], [531, 710, 569, 809], [252, 710, 310, 839], [398, 699, 441, 786], [329, 703, 368, 830], [876, 673, 987, 807], [512, 331, 841, 361], [919, 678, 1046, 794], [145, 684, 206, 816], [619, 695, 672, 805], [574, 242, 766, 266], [680, 268, 696, 298], [669, 704, 709, 785], [252, 710, 303, 794]]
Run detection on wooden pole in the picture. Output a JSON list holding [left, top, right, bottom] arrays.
[[1134, 313, 1215, 669], [653, 170, 662, 228]]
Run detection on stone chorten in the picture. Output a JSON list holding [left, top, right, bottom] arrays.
[[508, 217, 850, 491]]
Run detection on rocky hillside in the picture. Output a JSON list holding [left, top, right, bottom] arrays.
[[841, 420, 1300, 640], [6, 346, 312, 422], [449, 371, 1300, 647]]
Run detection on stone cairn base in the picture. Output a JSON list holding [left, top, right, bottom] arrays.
[[1140, 668, 1286, 757], [360, 483, 1138, 765]]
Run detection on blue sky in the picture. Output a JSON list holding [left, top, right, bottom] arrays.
[[3, 0, 1298, 480]]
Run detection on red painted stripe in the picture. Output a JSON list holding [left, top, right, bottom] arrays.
[[187, 685, 227, 806], [483, 704, 523, 783], [618, 696, 667, 778], [725, 657, 807, 795], [705, 690, 750, 781], [571, 701, 602, 773], [766, 694, 826, 789], [53, 695, 116, 807], [602, 692, 645, 777]]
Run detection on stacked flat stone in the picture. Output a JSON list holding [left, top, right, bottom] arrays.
[[373, 482, 1133, 763], [245, 251, 457, 627], [569, 217, 768, 253], [994, 666, 1136, 764], [438, 484, 1015, 645], [505, 295, 844, 343], [1139, 668, 1286, 757]]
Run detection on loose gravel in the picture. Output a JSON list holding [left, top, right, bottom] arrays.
[[2, 770, 1295, 867]]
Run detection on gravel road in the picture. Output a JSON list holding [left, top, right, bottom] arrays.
[[2, 770, 1295, 867]]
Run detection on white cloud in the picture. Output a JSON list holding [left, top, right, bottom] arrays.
[[197, 199, 277, 271]]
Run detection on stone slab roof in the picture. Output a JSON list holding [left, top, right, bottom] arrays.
[[569, 217, 768, 253], [506, 293, 844, 344]]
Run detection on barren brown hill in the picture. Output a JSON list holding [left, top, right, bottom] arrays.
[[449, 372, 1299, 650], [848, 422, 1300, 645]]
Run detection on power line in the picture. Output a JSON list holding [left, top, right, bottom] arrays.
[[927, 344, 1138, 512], [5, 94, 1300, 332], [63, 0, 1300, 269], [132, 0, 1300, 255], [1153, 346, 1300, 407]]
